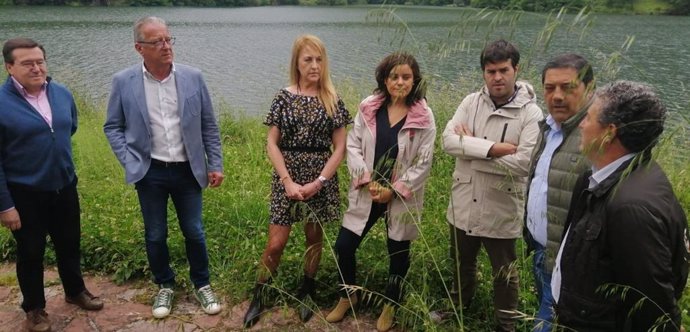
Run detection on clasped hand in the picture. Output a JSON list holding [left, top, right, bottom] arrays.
[[284, 179, 322, 201], [368, 181, 394, 203]]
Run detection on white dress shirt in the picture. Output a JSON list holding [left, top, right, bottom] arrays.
[[526, 115, 564, 246], [142, 63, 187, 162]]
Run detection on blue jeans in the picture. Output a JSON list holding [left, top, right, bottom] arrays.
[[135, 162, 210, 289], [531, 240, 554, 332]]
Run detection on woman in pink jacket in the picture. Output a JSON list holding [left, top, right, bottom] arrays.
[[325, 52, 436, 332]]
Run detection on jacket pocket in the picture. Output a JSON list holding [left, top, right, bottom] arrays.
[[491, 179, 524, 196], [452, 170, 471, 184], [557, 289, 616, 330], [583, 215, 603, 241], [184, 91, 201, 116]]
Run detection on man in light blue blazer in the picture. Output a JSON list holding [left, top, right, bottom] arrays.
[[104, 16, 224, 319]]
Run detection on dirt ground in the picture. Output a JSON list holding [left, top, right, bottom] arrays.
[[0, 262, 398, 332]]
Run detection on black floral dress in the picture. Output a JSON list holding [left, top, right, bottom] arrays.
[[264, 89, 352, 226]]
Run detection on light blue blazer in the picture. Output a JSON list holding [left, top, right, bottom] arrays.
[[104, 63, 223, 188]]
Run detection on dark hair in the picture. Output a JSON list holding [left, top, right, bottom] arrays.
[[596, 80, 666, 153], [480, 39, 519, 70], [541, 53, 594, 86], [374, 52, 425, 107], [3, 38, 46, 64]]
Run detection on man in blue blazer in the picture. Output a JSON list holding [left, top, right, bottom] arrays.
[[104, 16, 224, 319]]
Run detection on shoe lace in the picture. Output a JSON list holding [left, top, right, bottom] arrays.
[[197, 286, 217, 304], [154, 288, 173, 307]]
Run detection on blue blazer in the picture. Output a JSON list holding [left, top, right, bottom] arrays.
[[104, 63, 223, 188]]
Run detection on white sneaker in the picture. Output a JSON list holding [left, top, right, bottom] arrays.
[[152, 287, 174, 318], [194, 285, 221, 315]]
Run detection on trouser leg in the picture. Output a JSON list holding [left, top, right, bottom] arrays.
[[170, 165, 208, 289], [450, 226, 482, 308], [135, 165, 175, 286], [46, 181, 85, 297], [384, 237, 410, 303], [11, 186, 48, 312], [483, 237, 519, 332], [333, 203, 386, 296], [531, 241, 553, 332]]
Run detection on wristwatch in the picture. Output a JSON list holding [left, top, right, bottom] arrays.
[[317, 175, 327, 185]]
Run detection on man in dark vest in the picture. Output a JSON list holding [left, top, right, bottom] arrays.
[[524, 53, 594, 331]]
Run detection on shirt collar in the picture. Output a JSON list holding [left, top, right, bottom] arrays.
[[545, 114, 562, 132], [588, 153, 636, 189], [11, 76, 47, 97], [141, 62, 176, 81]]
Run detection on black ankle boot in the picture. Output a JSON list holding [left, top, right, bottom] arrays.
[[243, 281, 269, 328], [296, 276, 316, 323]]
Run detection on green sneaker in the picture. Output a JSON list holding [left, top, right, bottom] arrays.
[[152, 287, 174, 319], [194, 285, 221, 315]]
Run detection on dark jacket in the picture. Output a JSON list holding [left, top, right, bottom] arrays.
[[0, 76, 78, 210], [556, 157, 689, 332], [524, 103, 591, 272]]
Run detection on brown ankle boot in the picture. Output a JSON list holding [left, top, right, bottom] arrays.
[[376, 304, 395, 331], [26, 309, 51, 332], [325, 293, 358, 323]]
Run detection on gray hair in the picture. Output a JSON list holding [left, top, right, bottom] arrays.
[[595, 80, 666, 153], [133, 17, 167, 42]]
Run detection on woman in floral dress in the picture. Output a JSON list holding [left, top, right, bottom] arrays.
[[243, 34, 351, 328]]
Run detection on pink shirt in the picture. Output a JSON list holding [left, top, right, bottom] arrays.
[[11, 76, 52, 128]]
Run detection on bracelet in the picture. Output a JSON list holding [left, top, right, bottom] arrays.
[[280, 175, 290, 183]]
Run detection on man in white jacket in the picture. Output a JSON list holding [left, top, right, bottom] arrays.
[[442, 39, 543, 332]]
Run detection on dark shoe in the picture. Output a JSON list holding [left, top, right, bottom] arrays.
[[296, 276, 316, 323], [66, 290, 104, 311], [297, 294, 314, 322], [26, 309, 51, 332], [243, 282, 268, 328]]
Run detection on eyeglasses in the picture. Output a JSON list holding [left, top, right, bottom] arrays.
[[17, 60, 46, 69], [137, 37, 175, 48]]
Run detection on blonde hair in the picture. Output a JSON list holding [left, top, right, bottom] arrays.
[[289, 34, 338, 117]]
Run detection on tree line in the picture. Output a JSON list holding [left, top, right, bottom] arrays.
[[2, 0, 688, 15]]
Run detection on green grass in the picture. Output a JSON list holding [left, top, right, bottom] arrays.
[[633, 0, 672, 14]]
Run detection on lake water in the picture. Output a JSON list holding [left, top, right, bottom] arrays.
[[1, 6, 689, 117]]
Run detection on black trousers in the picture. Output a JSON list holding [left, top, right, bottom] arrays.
[[10, 179, 85, 312], [334, 203, 411, 303]]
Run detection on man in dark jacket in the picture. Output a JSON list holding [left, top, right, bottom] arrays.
[[0, 38, 103, 332], [524, 54, 594, 332], [552, 80, 689, 331]]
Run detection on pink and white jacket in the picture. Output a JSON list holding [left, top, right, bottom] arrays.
[[342, 94, 436, 241]]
